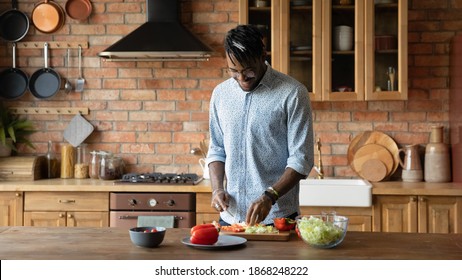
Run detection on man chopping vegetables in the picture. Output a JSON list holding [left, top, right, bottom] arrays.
[[206, 25, 314, 226]]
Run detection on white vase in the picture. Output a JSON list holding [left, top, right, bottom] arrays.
[[0, 138, 13, 157]]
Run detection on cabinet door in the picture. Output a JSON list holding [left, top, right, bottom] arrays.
[[280, 0, 322, 100], [365, 0, 407, 100], [373, 195, 418, 232], [0, 192, 23, 226], [239, 0, 278, 67], [196, 213, 220, 225], [418, 196, 462, 233], [66, 211, 109, 227], [24, 211, 66, 227], [322, 0, 365, 101]]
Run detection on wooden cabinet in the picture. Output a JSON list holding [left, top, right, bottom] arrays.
[[0, 192, 23, 226], [300, 206, 372, 232], [373, 195, 462, 233], [196, 193, 219, 224], [23, 192, 109, 227], [239, 0, 408, 101]]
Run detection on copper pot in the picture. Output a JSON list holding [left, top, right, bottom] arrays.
[[31, 0, 65, 34]]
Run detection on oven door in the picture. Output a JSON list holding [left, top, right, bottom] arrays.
[[110, 211, 196, 228]]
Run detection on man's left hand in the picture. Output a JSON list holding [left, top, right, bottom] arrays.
[[245, 194, 272, 225]]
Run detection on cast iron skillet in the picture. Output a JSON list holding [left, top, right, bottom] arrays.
[[0, 43, 28, 100], [29, 42, 61, 99], [0, 0, 30, 42]]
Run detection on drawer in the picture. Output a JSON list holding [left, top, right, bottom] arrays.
[[25, 192, 109, 211]]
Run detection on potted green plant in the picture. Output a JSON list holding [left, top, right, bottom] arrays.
[[0, 104, 35, 156]]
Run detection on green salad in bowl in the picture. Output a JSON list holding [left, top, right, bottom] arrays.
[[296, 214, 348, 248]]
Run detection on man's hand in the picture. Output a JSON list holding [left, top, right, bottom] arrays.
[[245, 194, 272, 225], [211, 189, 229, 212]]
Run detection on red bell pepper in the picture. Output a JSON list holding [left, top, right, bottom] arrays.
[[190, 224, 219, 245], [273, 217, 296, 231]]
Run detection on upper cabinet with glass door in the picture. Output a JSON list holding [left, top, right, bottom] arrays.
[[239, 0, 408, 102], [239, 0, 322, 101], [322, 0, 364, 101], [365, 0, 408, 100]]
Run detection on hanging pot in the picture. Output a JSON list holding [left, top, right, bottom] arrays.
[[29, 42, 61, 99], [31, 0, 65, 34], [0, 43, 29, 100], [65, 0, 92, 21], [0, 0, 30, 42]]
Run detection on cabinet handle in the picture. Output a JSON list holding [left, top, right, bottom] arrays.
[[59, 199, 76, 203], [59, 213, 64, 218], [410, 196, 417, 202], [15, 192, 21, 197], [419, 197, 426, 202], [67, 214, 73, 219]]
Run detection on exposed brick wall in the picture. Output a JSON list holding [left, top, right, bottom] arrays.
[[0, 0, 460, 179]]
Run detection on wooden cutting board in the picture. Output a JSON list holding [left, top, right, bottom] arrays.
[[352, 143, 394, 177], [359, 158, 388, 182], [220, 230, 291, 241], [348, 131, 399, 176]]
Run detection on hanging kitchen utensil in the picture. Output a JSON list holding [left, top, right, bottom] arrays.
[[75, 45, 85, 92], [65, 0, 92, 21], [31, 0, 65, 34], [29, 42, 61, 99], [0, 43, 28, 100], [0, 0, 30, 42], [64, 48, 72, 94], [63, 113, 94, 147]]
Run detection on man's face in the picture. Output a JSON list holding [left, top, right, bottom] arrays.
[[226, 53, 266, 92]]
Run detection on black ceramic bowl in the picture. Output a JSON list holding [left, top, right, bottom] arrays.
[[129, 227, 166, 248]]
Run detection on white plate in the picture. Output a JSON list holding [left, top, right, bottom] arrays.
[[181, 235, 247, 249]]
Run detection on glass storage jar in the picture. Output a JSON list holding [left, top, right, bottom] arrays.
[[89, 151, 100, 179], [74, 144, 89, 179]]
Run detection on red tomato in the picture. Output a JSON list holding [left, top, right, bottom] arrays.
[[273, 217, 296, 231], [190, 224, 219, 245]]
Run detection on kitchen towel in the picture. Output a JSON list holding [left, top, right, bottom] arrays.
[[137, 216, 175, 228]]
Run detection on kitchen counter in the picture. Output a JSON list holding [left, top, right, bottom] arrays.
[[0, 226, 461, 260], [1, 178, 462, 196]]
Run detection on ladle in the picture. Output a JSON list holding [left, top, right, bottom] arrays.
[[64, 48, 72, 93]]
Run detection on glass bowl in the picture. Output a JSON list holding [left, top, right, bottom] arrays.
[[296, 214, 348, 249]]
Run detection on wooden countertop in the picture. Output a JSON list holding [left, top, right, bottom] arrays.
[[0, 226, 461, 260], [1, 178, 462, 196]]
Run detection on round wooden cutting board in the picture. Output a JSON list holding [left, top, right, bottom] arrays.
[[359, 159, 388, 182], [348, 131, 399, 176], [352, 143, 395, 178]]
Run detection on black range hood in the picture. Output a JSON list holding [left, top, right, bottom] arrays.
[[98, 0, 213, 62]]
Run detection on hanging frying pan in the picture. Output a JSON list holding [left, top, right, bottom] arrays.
[[29, 42, 61, 99], [31, 0, 65, 34], [0, 0, 30, 42], [65, 0, 92, 21], [0, 43, 28, 100]]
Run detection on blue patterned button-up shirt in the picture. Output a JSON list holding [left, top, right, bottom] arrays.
[[207, 64, 314, 225]]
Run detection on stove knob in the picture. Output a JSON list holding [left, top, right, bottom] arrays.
[[149, 198, 158, 207], [128, 199, 137, 206], [166, 199, 175, 207]]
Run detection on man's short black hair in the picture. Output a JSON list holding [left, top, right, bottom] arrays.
[[224, 25, 265, 67]]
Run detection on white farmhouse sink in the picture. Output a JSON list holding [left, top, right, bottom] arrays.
[[299, 179, 372, 207]]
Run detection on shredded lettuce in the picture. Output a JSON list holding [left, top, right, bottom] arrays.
[[244, 224, 278, 234], [297, 216, 344, 246]]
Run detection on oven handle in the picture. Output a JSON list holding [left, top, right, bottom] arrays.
[[117, 215, 184, 220]]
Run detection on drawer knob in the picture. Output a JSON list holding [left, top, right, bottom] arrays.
[[15, 192, 21, 197], [59, 213, 64, 218], [67, 214, 73, 219]]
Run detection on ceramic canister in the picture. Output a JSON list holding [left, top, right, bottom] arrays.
[[425, 126, 451, 182]]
